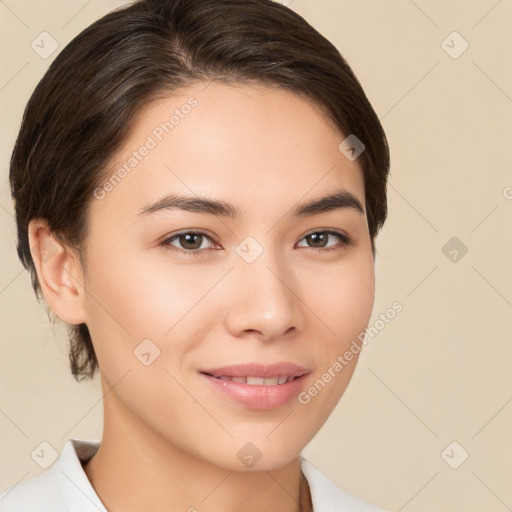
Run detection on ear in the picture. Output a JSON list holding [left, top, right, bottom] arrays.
[[28, 219, 87, 325]]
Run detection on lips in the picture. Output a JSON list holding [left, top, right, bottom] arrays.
[[199, 362, 310, 380], [199, 362, 311, 410], [209, 375, 295, 385]]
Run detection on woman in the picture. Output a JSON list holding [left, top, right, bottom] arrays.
[[1, 0, 390, 510]]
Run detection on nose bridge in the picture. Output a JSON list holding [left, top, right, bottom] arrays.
[[237, 234, 294, 303], [225, 234, 301, 338]]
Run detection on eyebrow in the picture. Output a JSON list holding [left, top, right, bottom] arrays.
[[136, 189, 365, 220]]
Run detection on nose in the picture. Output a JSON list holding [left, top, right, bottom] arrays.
[[223, 244, 305, 342]]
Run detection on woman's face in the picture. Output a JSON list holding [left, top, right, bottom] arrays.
[[81, 81, 375, 470]]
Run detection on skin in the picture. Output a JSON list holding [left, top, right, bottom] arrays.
[[29, 81, 376, 512]]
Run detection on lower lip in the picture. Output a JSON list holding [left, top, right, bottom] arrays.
[[200, 373, 310, 410]]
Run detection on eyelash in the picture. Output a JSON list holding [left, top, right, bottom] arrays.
[[160, 229, 353, 256]]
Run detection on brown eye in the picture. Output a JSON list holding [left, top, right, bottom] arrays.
[[161, 231, 216, 255], [175, 233, 204, 250], [305, 232, 329, 248], [297, 230, 352, 251]]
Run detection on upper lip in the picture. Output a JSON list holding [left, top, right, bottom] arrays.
[[199, 362, 311, 379]]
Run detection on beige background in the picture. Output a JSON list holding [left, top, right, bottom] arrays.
[[1, 1, 511, 510]]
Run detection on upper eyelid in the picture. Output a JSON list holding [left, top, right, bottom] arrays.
[[164, 229, 218, 244]]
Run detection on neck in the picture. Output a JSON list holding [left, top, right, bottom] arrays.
[[82, 388, 312, 512]]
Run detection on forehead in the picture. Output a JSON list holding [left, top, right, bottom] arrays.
[[91, 81, 365, 223]]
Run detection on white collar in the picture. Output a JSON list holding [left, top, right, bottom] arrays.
[[56, 439, 107, 511], [1, 438, 386, 511]]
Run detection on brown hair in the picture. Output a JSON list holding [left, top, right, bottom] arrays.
[[10, 0, 390, 381]]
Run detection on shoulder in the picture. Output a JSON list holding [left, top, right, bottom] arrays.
[[0, 466, 64, 512], [0, 439, 104, 512], [300, 456, 390, 512]]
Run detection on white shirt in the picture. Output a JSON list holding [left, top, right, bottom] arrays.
[[0, 439, 388, 511]]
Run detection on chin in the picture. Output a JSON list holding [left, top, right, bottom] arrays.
[[210, 436, 307, 473]]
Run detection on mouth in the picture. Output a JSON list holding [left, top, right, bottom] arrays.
[[198, 362, 311, 410], [200, 373, 301, 386]]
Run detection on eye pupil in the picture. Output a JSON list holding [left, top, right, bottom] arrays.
[[308, 232, 327, 248], [181, 233, 202, 249]]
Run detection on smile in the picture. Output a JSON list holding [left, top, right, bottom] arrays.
[[198, 362, 311, 410], [203, 374, 298, 385]]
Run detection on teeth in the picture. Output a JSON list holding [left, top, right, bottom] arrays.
[[246, 376, 265, 385], [212, 375, 295, 385]]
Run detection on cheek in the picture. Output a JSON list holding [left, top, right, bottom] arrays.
[[338, 263, 375, 338], [312, 251, 375, 350], [81, 243, 228, 384], [84, 246, 208, 335], [295, 257, 374, 425]]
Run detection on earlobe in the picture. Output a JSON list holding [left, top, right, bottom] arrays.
[[28, 219, 87, 325]]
